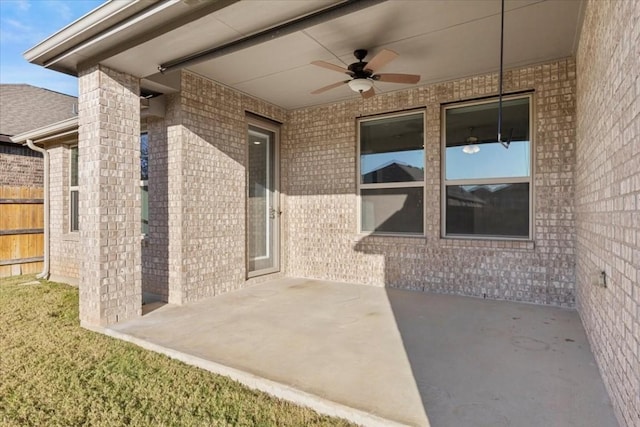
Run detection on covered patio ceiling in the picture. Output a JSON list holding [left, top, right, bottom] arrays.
[[27, 0, 584, 110]]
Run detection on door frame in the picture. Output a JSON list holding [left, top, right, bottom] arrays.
[[246, 115, 281, 278]]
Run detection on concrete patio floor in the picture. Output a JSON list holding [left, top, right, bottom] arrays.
[[105, 278, 617, 427]]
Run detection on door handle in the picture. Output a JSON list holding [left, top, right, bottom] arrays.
[[269, 208, 282, 219]]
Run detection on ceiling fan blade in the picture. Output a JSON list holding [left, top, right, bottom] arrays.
[[311, 80, 349, 95], [361, 87, 375, 99], [375, 73, 421, 84], [364, 49, 398, 73], [311, 60, 350, 74]]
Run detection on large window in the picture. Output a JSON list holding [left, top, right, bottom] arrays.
[[69, 145, 79, 232], [359, 111, 425, 235], [443, 96, 531, 239]]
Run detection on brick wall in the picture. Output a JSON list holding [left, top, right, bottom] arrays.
[[575, 0, 640, 425], [47, 143, 80, 284], [285, 58, 577, 306], [78, 65, 141, 326], [142, 72, 287, 303], [0, 144, 43, 187], [142, 94, 182, 302]]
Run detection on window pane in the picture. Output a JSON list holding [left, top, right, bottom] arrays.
[[445, 183, 529, 237], [445, 98, 530, 180], [141, 185, 149, 235], [70, 146, 78, 186], [70, 190, 79, 232], [140, 133, 149, 181], [361, 113, 424, 183], [445, 140, 530, 180], [361, 187, 423, 234]]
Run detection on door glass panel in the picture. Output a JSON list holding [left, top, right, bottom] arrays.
[[248, 125, 278, 274]]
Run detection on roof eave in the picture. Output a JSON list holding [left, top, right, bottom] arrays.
[[23, 0, 159, 73], [11, 117, 79, 144]]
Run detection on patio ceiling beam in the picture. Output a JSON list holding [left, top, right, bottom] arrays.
[[158, 0, 387, 74]]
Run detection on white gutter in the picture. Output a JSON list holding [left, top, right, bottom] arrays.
[[12, 117, 79, 281], [11, 117, 79, 143], [25, 140, 50, 280], [43, 0, 180, 70], [24, 0, 155, 67]]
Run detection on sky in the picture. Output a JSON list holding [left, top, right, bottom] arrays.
[[0, 0, 105, 97], [361, 141, 530, 181]]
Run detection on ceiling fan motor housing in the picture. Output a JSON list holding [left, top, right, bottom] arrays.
[[348, 49, 374, 78], [348, 62, 372, 78]]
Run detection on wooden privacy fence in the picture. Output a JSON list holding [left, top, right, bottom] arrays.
[[0, 186, 44, 277]]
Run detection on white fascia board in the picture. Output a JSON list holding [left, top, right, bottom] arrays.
[[23, 0, 162, 68], [10, 117, 79, 144]]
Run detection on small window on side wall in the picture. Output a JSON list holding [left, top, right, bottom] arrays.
[[443, 95, 532, 239], [359, 111, 425, 235], [140, 132, 149, 235], [69, 145, 79, 232]]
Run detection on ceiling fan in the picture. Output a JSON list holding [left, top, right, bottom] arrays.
[[454, 127, 514, 154], [310, 49, 420, 99]]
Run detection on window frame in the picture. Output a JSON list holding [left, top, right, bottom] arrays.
[[356, 109, 427, 237], [440, 94, 534, 240], [69, 144, 79, 233]]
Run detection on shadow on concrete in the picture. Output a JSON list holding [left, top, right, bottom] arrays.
[[381, 286, 617, 427], [110, 278, 617, 427]]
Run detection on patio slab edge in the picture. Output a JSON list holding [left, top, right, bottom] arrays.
[[89, 324, 416, 427]]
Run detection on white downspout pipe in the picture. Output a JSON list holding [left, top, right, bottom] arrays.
[[25, 139, 50, 279]]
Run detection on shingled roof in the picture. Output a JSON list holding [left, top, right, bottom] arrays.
[[0, 84, 77, 142]]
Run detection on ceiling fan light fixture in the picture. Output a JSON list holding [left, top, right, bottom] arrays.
[[462, 144, 480, 154], [348, 78, 373, 93]]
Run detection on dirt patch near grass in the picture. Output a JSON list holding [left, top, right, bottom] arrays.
[[0, 275, 353, 426]]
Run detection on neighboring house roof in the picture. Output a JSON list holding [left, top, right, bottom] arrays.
[[362, 162, 424, 184], [446, 186, 487, 207], [0, 84, 77, 141]]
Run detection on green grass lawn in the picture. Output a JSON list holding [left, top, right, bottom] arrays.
[[0, 275, 353, 426]]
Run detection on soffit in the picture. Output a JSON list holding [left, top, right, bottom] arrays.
[[82, 0, 583, 109]]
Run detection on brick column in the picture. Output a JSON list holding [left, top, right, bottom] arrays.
[[78, 65, 141, 326]]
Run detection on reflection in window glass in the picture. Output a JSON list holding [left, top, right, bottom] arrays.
[[445, 97, 530, 180], [70, 146, 78, 187], [140, 133, 149, 181], [446, 183, 529, 237], [362, 150, 424, 183], [443, 96, 531, 239], [362, 187, 423, 234], [359, 111, 425, 235], [140, 133, 150, 234], [445, 140, 530, 180], [70, 190, 79, 232], [360, 113, 424, 184], [141, 185, 149, 235], [70, 146, 79, 232]]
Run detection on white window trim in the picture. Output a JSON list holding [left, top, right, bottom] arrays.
[[69, 144, 79, 233], [440, 93, 535, 240], [356, 109, 427, 237]]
